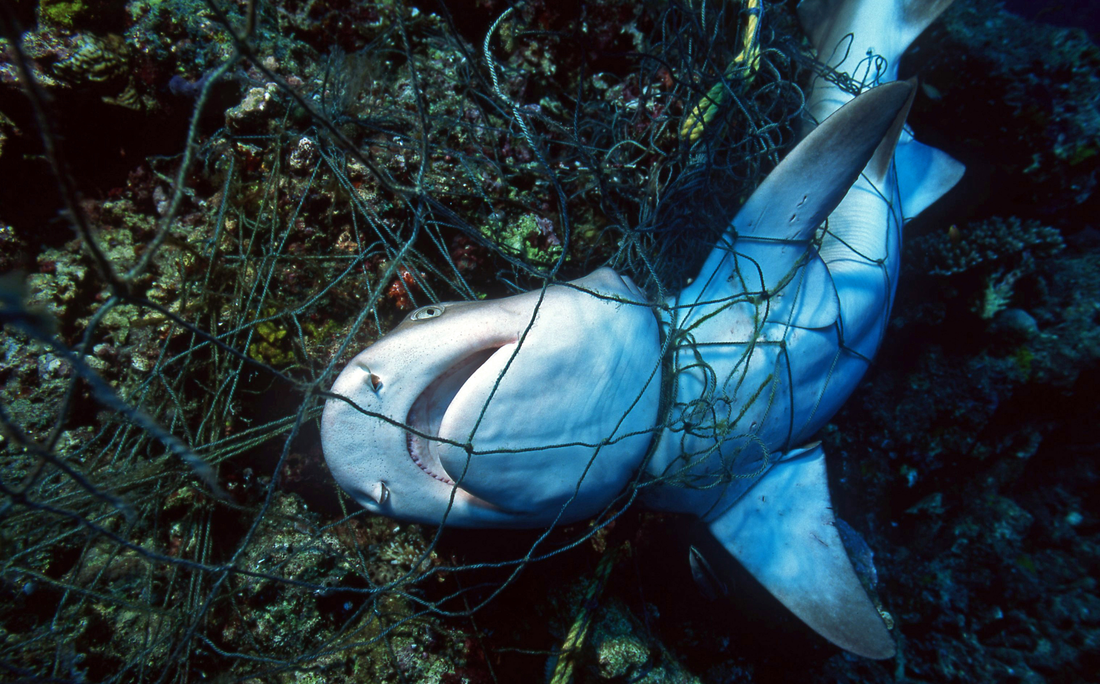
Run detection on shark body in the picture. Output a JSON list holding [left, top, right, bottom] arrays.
[[321, 0, 964, 660]]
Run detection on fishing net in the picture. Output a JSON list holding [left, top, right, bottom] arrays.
[[0, 0, 826, 680]]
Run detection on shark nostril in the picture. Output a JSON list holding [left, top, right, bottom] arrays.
[[352, 362, 384, 391]]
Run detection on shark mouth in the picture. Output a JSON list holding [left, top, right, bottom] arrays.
[[405, 345, 512, 485]]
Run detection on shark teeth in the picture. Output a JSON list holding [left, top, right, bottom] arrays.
[[406, 432, 453, 484]]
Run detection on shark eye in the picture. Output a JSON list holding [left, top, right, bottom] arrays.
[[410, 305, 444, 321]]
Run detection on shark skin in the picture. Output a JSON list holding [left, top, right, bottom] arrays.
[[321, 0, 963, 661]]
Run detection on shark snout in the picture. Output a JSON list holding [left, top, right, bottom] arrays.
[[321, 302, 531, 525]]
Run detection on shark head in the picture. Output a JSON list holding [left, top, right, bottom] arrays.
[[321, 267, 662, 527]]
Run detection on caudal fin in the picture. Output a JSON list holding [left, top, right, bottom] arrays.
[[798, 0, 957, 81]]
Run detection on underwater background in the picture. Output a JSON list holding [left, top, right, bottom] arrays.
[[0, 0, 1098, 682]]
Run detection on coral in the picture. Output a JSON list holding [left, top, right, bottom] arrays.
[[226, 84, 285, 134], [911, 0, 1100, 212], [482, 213, 564, 265], [0, 223, 29, 272], [560, 589, 700, 684], [595, 634, 649, 679], [978, 268, 1022, 319], [384, 267, 425, 311], [25, 245, 88, 321], [39, 0, 88, 28], [908, 216, 1066, 322], [820, 239, 1100, 684], [248, 316, 293, 365], [910, 216, 1064, 277], [52, 32, 140, 109], [0, 334, 71, 438]]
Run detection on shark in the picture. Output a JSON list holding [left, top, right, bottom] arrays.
[[320, 0, 964, 660]]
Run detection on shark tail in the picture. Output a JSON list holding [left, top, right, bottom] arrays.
[[797, 0, 957, 83], [707, 443, 895, 659], [797, 0, 966, 223]]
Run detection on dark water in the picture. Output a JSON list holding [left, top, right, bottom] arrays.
[[1004, 0, 1100, 38]]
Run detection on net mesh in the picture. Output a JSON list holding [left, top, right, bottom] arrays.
[[0, 0, 834, 680]]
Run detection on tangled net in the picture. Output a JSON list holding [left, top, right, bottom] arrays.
[[0, 0, 823, 680]]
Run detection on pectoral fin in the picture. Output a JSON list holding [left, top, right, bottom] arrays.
[[896, 128, 966, 220], [707, 443, 895, 658]]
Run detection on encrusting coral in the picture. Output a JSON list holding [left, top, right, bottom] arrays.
[[909, 216, 1064, 277]]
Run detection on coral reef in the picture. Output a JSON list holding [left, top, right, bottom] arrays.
[[909, 0, 1100, 218], [908, 215, 1065, 319], [1, 0, 802, 678], [909, 216, 1064, 277], [816, 236, 1100, 682]]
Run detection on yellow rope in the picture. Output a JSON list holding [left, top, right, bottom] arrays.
[[681, 0, 763, 143], [548, 543, 624, 684]]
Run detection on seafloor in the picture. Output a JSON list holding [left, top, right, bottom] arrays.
[[0, 0, 1098, 682]]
